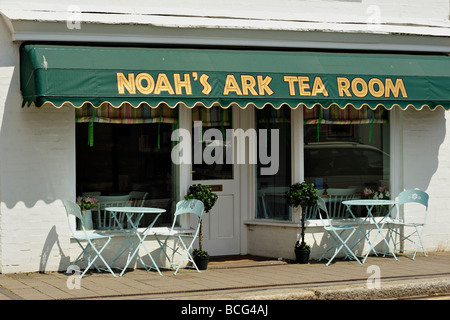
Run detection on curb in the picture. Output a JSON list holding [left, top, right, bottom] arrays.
[[314, 278, 450, 300], [194, 277, 450, 300]]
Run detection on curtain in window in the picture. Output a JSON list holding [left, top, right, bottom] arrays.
[[303, 105, 388, 125], [192, 106, 232, 127], [75, 103, 177, 124], [75, 103, 177, 147]]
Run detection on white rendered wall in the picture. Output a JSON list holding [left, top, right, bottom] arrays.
[[0, 19, 75, 273], [401, 108, 450, 253]]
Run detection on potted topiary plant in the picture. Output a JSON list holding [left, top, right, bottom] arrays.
[[184, 184, 218, 270], [285, 182, 318, 264]]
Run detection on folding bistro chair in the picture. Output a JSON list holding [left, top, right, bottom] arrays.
[[387, 189, 429, 260], [63, 200, 117, 278], [154, 199, 204, 275], [317, 197, 362, 266]]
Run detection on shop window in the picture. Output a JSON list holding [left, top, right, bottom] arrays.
[[304, 106, 390, 218], [75, 104, 179, 229], [255, 106, 292, 220]]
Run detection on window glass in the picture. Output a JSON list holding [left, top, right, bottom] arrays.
[[76, 107, 179, 229], [255, 106, 292, 220], [304, 106, 390, 218], [192, 106, 233, 180]]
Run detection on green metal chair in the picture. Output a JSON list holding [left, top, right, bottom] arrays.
[[317, 197, 362, 266], [63, 200, 117, 278], [387, 189, 429, 260], [153, 199, 204, 275]]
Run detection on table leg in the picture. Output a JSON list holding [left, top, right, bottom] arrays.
[[110, 212, 145, 274], [122, 213, 163, 276], [345, 204, 377, 261], [363, 205, 398, 263]]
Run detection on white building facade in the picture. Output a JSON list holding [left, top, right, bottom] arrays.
[[0, 0, 449, 273]]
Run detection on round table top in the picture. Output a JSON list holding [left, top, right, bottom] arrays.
[[105, 207, 166, 213], [342, 199, 397, 206]]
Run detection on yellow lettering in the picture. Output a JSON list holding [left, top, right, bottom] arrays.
[[351, 77, 368, 98], [337, 77, 351, 97], [135, 73, 155, 94], [368, 78, 384, 98], [298, 76, 311, 96], [241, 75, 258, 96], [117, 72, 136, 94], [200, 74, 212, 95], [311, 76, 329, 97], [283, 76, 298, 96], [257, 75, 274, 96], [173, 73, 192, 95], [154, 73, 175, 95], [385, 78, 408, 98], [223, 75, 242, 95]]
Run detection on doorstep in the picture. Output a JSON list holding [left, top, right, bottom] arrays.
[[207, 255, 288, 269]]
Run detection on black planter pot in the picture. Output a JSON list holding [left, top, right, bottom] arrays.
[[194, 255, 209, 270], [295, 247, 310, 264]]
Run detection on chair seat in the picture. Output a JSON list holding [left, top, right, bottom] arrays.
[[325, 224, 356, 230], [74, 232, 111, 241], [153, 227, 196, 237], [389, 220, 424, 228]]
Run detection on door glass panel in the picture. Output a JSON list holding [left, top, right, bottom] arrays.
[[192, 106, 233, 180]]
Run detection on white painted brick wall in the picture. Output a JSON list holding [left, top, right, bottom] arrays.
[[0, 19, 75, 273], [402, 108, 450, 252]]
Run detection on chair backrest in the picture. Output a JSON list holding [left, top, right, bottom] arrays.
[[397, 189, 429, 223], [63, 199, 86, 234], [326, 188, 356, 218], [95, 194, 131, 229], [170, 199, 204, 235], [129, 191, 148, 207], [317, 197, 333, 227], [304, 189, 325, 219], [96, 194, 131, 203]]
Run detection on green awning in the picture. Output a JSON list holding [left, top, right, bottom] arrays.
[[20, 44, 450, 110]]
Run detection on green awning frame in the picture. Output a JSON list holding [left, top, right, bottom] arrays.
[[20, 44, 450, 110]]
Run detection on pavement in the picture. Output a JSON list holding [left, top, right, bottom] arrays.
[[1, 252, 450, 301]]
